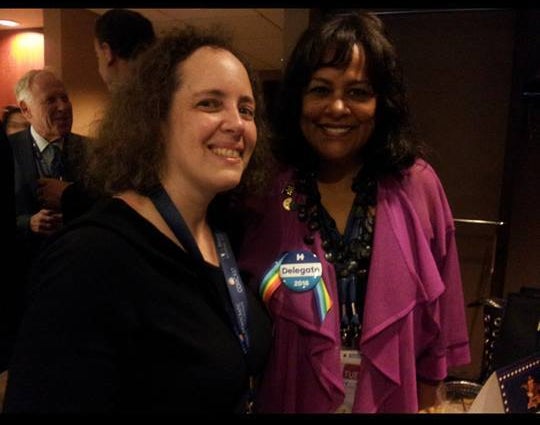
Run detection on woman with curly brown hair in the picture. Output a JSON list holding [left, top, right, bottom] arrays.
[[4, 26, 272, 414]]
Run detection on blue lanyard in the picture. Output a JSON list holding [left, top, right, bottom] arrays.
[[315, 173, 375, 348], [148, 185, 250, 354], [214, 231, 250, 354], [336, 213, 362, 342]]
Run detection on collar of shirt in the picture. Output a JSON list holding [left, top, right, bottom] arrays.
[[30, 126, 64, 152]]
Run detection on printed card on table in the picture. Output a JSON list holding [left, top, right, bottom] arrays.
[[469, 352, 540, 413], [496, 353, 540, 413]]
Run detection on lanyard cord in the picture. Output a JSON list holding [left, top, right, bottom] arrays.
[[149, 185, 255, 412], [148, 184, 250, 354], [314, 172, 376, 348], [322, 205, 364, 347], [214, 231, 250, 354]]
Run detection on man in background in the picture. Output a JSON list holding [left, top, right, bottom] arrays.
[[0, 70, 87, 410], [40, 8, 156, 216], [94, 8, 156, 91], [52, 9, 157, 222], [11, 69, 86, 253]]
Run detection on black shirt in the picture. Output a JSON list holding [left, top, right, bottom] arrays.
[[4, 198, 272, 413], [0, 128, 19, 372]]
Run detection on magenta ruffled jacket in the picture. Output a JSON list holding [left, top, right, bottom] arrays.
[[237, 159, 471, 413]]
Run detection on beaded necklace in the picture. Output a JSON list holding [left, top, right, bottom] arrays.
[[282, 168, 377, 348]]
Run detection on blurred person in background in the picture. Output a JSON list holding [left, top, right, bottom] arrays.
[[94, 8, 156, 92], [1, 106, 29, 137], [11, 69, 87, 257], [49, 8, 158, 224]]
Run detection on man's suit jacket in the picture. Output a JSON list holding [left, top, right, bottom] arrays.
[[10, 127, 87, 249]]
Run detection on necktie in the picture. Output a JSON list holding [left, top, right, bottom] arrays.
[[47, 142, 64, 178]]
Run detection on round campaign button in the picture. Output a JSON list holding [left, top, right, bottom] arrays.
[[279, 250, 322, 292]]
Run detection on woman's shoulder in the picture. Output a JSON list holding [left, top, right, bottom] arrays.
[[30, 201, 153, 299], [390, 159, 455, 232], [394, 159, 445, 197], [38, 221, 135, 280], [404, 158, 439, 182], [42, 199, 148, 263]]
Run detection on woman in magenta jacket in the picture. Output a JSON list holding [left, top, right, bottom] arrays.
[[235, 11, 471, 413]]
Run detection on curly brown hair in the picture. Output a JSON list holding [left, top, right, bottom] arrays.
[[86, 25, 273, 197]]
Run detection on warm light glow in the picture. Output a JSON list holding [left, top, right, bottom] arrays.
[[11, 32, 44, 67], [0, 29, 44, 106], [13, 32, 43, 50], [0, 19, 20, 27]]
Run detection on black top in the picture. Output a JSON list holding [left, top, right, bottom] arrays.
[[0, 128, 19, 372], [60, 180, 99, 224], [4, 198, 272, 413]]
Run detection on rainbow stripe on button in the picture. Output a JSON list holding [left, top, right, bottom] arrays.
[[259, 253, 332, 323]]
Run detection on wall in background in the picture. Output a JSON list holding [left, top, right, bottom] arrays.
[[0, 29, 44, 107], [502, 9, 540, 302]]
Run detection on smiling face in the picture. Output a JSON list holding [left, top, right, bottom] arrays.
[[161, 46, 257, 198], [20, 71, 73, 141], [300, 43, 376, 170]]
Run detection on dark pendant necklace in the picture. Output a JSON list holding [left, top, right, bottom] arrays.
[[282, 168, 377, 348]]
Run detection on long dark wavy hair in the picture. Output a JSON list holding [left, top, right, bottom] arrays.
[[273, 11, 423, 179], [86, 25, 272, 197]]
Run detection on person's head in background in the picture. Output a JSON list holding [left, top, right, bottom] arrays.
[[15, 69, 73, 141], [87, 25, 270, 200], [94, 8, 156, 91], [1, 106, 29, 136]]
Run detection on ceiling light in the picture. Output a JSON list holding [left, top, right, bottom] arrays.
[[0, 19, 20, 27]]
